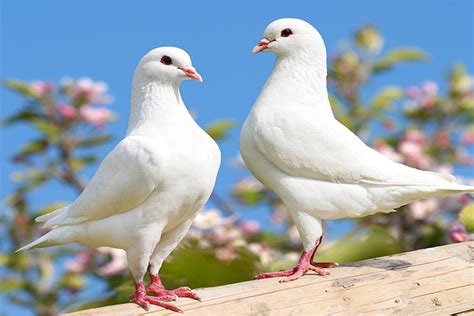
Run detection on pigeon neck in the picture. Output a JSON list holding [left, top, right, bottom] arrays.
[[257, 50, 330, 110], [127, 78, 187, 134]]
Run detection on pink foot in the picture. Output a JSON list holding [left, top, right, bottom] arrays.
[[255, 236, 337, 282], [130, 281, 182, 313], [147, 273, 200, 301]]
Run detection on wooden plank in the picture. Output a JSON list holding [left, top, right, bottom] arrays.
[[65, 241, 474, 316]]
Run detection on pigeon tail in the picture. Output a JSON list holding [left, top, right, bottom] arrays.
[[41, 210, 87, 229], [17, 226, 79, 252], [16, 233, 52, 252], [435, 183, 474, 196], [35, 205, 70, 223]]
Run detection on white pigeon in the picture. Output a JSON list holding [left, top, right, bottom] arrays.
[[240, 18, 474, 282], [19, 47, 221, 312]]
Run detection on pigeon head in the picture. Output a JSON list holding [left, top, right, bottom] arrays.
[[135, 47, 202, 83], [252, 18, 326, 57]]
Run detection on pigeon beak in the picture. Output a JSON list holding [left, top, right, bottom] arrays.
[[179, 66, 203, 82], [252, 38, 274, 54]]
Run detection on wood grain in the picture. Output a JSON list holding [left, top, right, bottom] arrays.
[[65, 241, 474, 316]]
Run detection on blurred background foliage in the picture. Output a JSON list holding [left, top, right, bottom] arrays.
[[1, 25, 473, 315]]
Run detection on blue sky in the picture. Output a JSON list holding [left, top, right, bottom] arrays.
[[1, 0, 473, 227], [1, 0, 473, 314]]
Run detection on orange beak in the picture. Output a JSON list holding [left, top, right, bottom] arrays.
[[179, 66, 203, 82], [252, 38, 275, 54]]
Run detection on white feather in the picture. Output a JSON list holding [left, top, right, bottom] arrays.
[[19, 47, 221, 284], [241, 18, 473, 250]]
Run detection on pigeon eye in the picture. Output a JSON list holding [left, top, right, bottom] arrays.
[[280, 28, 293, 37], [160, 55, 172, 65]]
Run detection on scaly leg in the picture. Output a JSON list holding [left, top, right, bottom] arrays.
[[147, 267, 200, 301], [255, 236, 337, 282], [130, 281, 182, 312]]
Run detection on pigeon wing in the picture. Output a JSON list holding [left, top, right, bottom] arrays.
[[42, 136, 162, 227], [253, 105, 452, 186]]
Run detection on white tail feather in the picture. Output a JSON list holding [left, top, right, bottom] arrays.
[[435, 184, 474, 195], [17, 226, 80, 253], [35, 205, 70, 223], [17, 232, 54, 252], [42, 213, 87, 229]]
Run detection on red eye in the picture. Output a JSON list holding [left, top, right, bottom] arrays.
[[160, 55, 172, 65], [281, 28, 293, 37]]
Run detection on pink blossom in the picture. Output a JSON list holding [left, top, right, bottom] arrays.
[[57, 103, 77, 119], [62, 77, 113, 104], [436, 164, 453, 175], [382, 120, 396, 131], [406, 86, 421, 99], [16, 214, 30, 226], [235, 177, 265, 191], [271, 207, 290, 223], [422, 81, 438, 95], [420, 97, 436, 109], [405, 129, 427, 145], [79, 106, 113, 128], [211, 227, 241, 244], [398, 142, 432, 169], [239, 220, 260, 235], [248, 243, 273, 265], [455, 151, 474, 165], [215, 245, 237, 261], [288, 225, 300, 244], [30, 81, 54, 97], [193, 209, 226, 230], [66, 250, 94, 273], [374, 142, 403, 162], [97, 247, 128, 276], [435, 131, 451, 149], [449, 223, 468, 243], [409, 199, 439, 220], [398, 141, 421, 158], [461, 131, 474, 145]]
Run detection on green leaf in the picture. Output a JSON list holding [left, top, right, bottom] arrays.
[[329, 95, 347, 118], [32, 119, 60, 137], [459, 204, 474, 232], [17, 171, 49, 192], [0, 253, 9, 266], [235, 190, 265, 205], [4, 80, 36, 98], [60, 273, 85, 289], [76, 135, 113, 148], [71, 156, 97, 170], [373, 48, 427, 72], [449, 63, 467, 82], [160, 240, 256, 289], [0, 279, 25, 292], [316, 226, 403, 264], [206, 120, 235, 141], [9, 252, 30, 270], [354, 25, 383, 52], [371, 87, 403, 110], [11, 169, 45, 183], [1, 108, 42, 126], [18, 139, 49, 156]]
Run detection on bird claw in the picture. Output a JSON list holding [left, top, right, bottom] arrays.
[[131, 293, 182, 313], [147, 284, 201, 301], [255, 260, 336, 282]]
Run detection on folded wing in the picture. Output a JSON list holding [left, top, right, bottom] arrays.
[[253, 106, 456, 187], [39, 136, 162, 228]]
